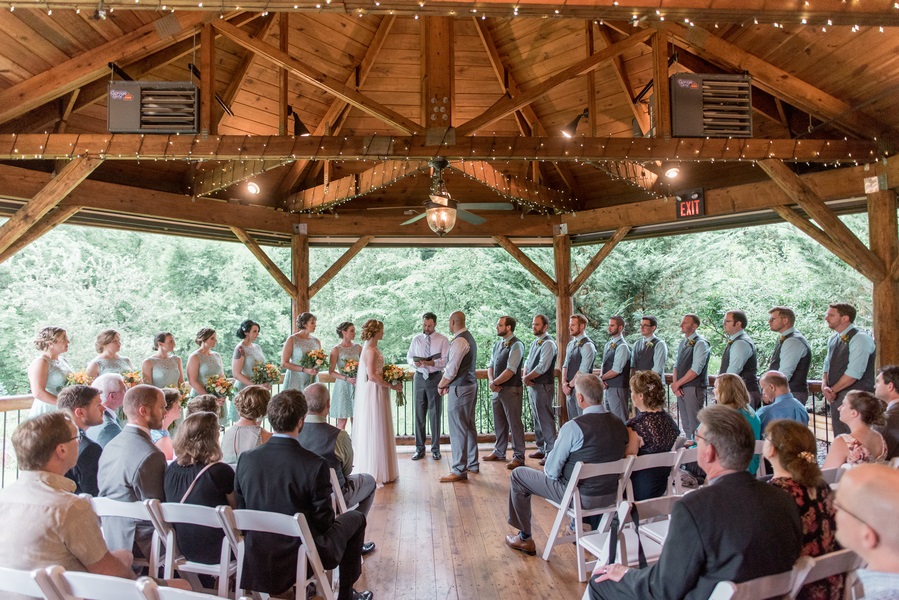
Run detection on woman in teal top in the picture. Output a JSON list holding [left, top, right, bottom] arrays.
[[714, 373, 762, 474], [28, 326, 73, 418], [231, 319, 265, 422], [281, 312, 322, 391], [327, 321, 362, 430], [186, 328, 225, 398], [141, 331, 184, 388], [86, 329, 133, 378]]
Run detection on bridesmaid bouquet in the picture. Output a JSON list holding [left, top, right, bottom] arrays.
[[177, 382, 192, 407], [341, 359, 359, 379], [65, 370, 94, 387], [121, 371, 142, 388], [252, 362, 284, 385], [382, 364, 407, 406], [204, 375, 234, 399], [300, 349, 328, 370]]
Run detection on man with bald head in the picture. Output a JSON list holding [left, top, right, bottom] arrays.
[[97, 384, 167, 560], [757, 370, 809, 431], [87, 373, 126, 447], [835, 464, 899, 597], [438, 311, 479, 482]]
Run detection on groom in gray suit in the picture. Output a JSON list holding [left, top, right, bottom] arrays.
[[97, 384, 167, 559]]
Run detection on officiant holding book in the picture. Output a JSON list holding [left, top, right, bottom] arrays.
[[407, 312, 450, 461]]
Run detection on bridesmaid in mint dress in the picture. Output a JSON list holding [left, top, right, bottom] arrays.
[[231, 319, 265, 422], [186, 328, 225, 401], [141, 332, 184, 388], [27, 326, 73, 418], [328, 321, 361, 430], [281, 312, 323, 391], [85, 329, 134, 378]]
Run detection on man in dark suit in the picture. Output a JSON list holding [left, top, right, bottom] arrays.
[[874, 365, 899, 459], [235, 389, 371, 600], [57, 384, 105, 496], [97, 384, 167, 560], [589, 404, 802, 600], [87, 373, 126, 448]]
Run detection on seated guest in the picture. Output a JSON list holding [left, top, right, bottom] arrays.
[[186, 394, 220, 417], [589, 404, 801, 600], [714, 373, 762, 474], [87, 373, 126, 448], [823, 390, 887, 468], [164, 412, 236, 566], [505, 373, 628, 556], [151, 388, 183, 461], [98, 384, 167, 560], [57, 385, 105, 496], [764, 419, 841, 600], [757, 370, 810, 430], [873, 365, 899, 459], [0, 412, 135, 579], [835, 464, 899, 599], [221, 385, 271, 465], [625, 370, 679, 500], [234, 389, 371, 600]]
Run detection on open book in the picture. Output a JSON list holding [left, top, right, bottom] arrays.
[[412, 353, 442, 362]]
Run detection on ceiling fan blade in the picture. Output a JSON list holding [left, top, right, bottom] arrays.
[[457, 202, 515, 211], [456, 209, 487, 225], [401, 212, 428, 226]]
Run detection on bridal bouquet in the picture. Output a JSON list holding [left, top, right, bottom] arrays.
[[121, 371, 142, 388], [204, 374, 234, 399], [341, 359, 359, 379], [382, 363, 407, 406], [65, 370, 94, 387], [252, 362, 284, 385], [300, 349, 328, 371]]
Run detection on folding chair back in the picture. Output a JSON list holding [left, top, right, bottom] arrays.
[[675, 446, 701, 494], [707, 557, 814, 600], [626, 450, 680, 499], [45, 565, 146, 600], [0, 566, 60, 600], [754, 440, 768, 477], [329, 468, 349, 514], [821, 467, 846, 486], [137, 577, 225, 600], [789, 549, 864, 600], [85, 496, 162, 577]]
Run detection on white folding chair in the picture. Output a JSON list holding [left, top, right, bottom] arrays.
[[217, 506, 335, 600], [541, 456, 635, 582], [44, 565, 147, 600], [707, 556, 814, 600], [625, 450, 682, 500], [149, 502, 237, 597], [577, 500, 666, 582], [675, 446, 701, 494], [821, 467, 846, 486], [327, 468, 359, 514], [0, 566, 61, 600], [85, 496, 163, 577], [137, 577, 228, 600], [789, 549, 865, 600], [754, 439, 768, 477]]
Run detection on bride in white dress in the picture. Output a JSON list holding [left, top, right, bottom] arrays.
[[352, 319, 400, 485]]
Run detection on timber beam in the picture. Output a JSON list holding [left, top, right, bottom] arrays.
[[288, 160, 430, 211], [448, 161, 576, 212], [0, 134, 877, 162], [770, 205, 869, 277], [309, 236, 374, 298], [493, 235, 557, 293], [0, 205, 80, 265], [193, 160, 293, 197], [568, 226, 631, 295], [230, 226, 296, 297]]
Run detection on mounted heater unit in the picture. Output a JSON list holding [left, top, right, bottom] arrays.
[[107, 81, 199, 134], [650, 73, 752, 138]]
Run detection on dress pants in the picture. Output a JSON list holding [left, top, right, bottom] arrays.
[[604, 387, 630, 423], [413, 371, 443, 453], [528, 382, 556, 453], [507, 467, 613, 536], [490, 386, 525, 461], [314, 510, 366, 600], [448, 383, 479, 476], [566, 389, 582, 420], [343, 473, 377, 517], [831, 389, 852, 436], [677, 386, 706, 439]]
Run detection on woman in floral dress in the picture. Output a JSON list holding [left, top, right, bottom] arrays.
[[823, 390, 887, 468]]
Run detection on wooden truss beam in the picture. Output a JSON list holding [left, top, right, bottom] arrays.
[[230, 226, 296, 297], [309, 235, 374, 298], [211, 20, 424, 135], [770, 205, 870, 278], [288, 160, 430, 211], [588, 161, 659, 194], [0, 205, 81, 265], [193, 160, 292, 197], [448, 161, 576, 212], [493, 235, 557, 293], [0, 134, 875, 162], [568, 226, 631, 295]]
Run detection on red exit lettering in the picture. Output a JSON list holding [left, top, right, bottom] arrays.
[[679, 200, 701, 217]]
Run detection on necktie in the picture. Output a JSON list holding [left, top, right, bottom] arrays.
[[423, 334, 431, 372]]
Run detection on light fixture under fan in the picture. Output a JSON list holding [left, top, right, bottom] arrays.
[[400, 157, 515, 236]]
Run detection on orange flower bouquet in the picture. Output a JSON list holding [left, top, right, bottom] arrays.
[[382, 363, 408, 406]]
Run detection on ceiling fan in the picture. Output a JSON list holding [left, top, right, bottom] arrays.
[[401, 157, 514, 236]]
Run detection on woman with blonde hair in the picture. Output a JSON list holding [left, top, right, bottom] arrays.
[[281, 312, 322, 391], [823, 390, 886, 468], [626, 370, 680, 500], [86, 329, 133, 378], [27, 326, 73, 418], [714, 373, 762, 473], [221, 385, 272, 464]]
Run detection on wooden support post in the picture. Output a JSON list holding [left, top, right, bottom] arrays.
[[200, 23, 216, 137], [0, 156, 101, 256], [554, 230, 572, 423], [568, 226, 631, 295], [421, 17, 454, 129], [868, 185, 899, 366], [279, 13, 289, 136], [651, 28, 671, 139], [492, 235, 557, 293], [291, 227, 310, 329], [0, 205, 80, 265], [230, 226, 296, 299], [309, 236, 373, 298]]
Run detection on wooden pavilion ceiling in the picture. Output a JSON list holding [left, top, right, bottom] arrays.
[[0, 0, 896, 238]]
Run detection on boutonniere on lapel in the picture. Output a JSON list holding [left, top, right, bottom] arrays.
[[647, 341, 655, 348], [726, 339, 734, 347], [504, 339, 513, 348], [610, 342, 617, 349], [577, 338, 588, 348], [537, 338, 546, 347], [688, 338, 696, 347], [840, 333, 850, 344], [779, 335, 786, 343]]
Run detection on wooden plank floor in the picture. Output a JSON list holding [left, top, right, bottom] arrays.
[[354, 444, 589, 600]]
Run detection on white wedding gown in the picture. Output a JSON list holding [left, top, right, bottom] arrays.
[[352, 341, 399, 485]]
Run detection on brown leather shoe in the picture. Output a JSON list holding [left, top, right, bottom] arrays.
[[506, 458, 525, 470], [439, 472, 468, 483], [504, 534, 536, 556], [538, 458, 547, 466], [528, 450, 545, 459], [482, 453, 503, 462]]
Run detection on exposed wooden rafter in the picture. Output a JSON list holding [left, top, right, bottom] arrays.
[[769, 205, 869, 277], [493, 235, 557, 293], [193, 160, 293, 197], [230, 226, 297, 297], [288, 160, 430, 211], [0, 205, 81, 265], [309, 235, 374, 298], [448, 161, 576, 212], [595, 24, 648, 135], [568, 226, 631, 295]]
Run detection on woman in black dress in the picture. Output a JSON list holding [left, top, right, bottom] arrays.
[[626, 370, 680, 500]]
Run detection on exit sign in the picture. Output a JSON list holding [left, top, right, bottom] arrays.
[[676, 188, 705, 219]]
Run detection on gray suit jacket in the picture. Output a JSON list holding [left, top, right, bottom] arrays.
[[97, 426, 166, 558], [86, 410, 123, 448]]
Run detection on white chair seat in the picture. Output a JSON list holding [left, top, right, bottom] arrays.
[[0, 566, 60, 600], [707, 556, 814, 600], [45, 565, 147, 600], [640, 520, 670, 545]]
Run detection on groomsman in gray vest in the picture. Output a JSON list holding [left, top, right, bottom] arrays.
[[561, 314, 596, 420], [407, 311, 450, 461], [670, 314, 711, 439], [524, 314, 558, 466], [631, 316, 667, 379], [720, 309, 761, 409], [484, 316, 527, 470], [767, 306, 813, 403], [822, 302, 876, 436], [600, 316, 631, 423], [438, 311, 479, 483]]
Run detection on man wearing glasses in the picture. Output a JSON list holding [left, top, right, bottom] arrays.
[[767, 306, 812, 404], [720, 309, 761, 409], [630, 316, 667, 380]]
